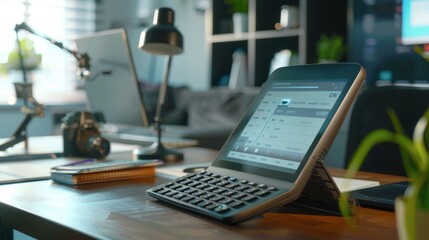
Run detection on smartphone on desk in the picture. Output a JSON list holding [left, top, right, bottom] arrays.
[[146, 63, 366, 223]]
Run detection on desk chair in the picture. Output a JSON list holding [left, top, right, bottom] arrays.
[[345, 85, 429, 176]]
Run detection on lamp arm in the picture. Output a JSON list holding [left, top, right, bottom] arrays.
[[15, 22, 81, 61], [14, 22, 90, 72]]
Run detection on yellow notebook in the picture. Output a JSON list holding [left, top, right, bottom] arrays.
[[50, 159, 162, 185]]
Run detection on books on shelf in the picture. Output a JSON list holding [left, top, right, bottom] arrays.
[[50, 159, 162, 185]]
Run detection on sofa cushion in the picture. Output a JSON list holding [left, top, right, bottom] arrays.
[[187, 87, 259, 129]]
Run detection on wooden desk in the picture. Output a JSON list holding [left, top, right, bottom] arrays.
[[0, 149, 406, 239], [0, 136, 148, 184], [0, 135, 215, 184]]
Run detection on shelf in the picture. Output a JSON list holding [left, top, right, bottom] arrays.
[[209, 28, 303, 44], [207, 0, 307, 87], [254, 29, 303, 39], [208, 33, 250, 43]]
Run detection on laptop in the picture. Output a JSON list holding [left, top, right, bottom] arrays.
[[146, 63, 366, 223], [74, 28, 197, 148]]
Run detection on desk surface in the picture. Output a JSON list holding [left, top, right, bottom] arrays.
[[0, 146, 408, 240]]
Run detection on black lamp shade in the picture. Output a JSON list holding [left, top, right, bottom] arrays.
[[138, 8, 183, 55]]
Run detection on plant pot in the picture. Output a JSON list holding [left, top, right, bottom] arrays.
[[232, 13, 248, 33], [395, 197, 429, 240]]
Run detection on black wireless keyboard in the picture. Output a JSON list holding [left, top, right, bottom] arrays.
[[146, 171, 284, 223]]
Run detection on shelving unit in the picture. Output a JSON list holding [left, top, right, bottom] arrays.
[[206, 0, 306, 87], [206, 0, 348, 87]]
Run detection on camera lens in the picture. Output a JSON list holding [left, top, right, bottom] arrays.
[[77, 129, 110, 159], [85, 136, 111, 159]]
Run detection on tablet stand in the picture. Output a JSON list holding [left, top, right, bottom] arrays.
[[292, 160, 342, 215]]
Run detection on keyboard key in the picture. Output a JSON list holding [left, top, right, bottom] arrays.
[[204, 186, 217, 192], [222, 191, 236, 197], [200, 177, 212, 183], [248, 182, 257, 187], [158, 188, 170, 195], [232, 193, 246, 199], [241, 195, 257, 202], [188, 181, 200, 188], [234, 185, 249, 191], [210, 195, 224, 202], [254, 190, 270, 197], [190, 175, 203, 181], [198, 200, 212, 208], [151, 186, 164, 192], [184, 188, 197, 194], [245, 187, 259, 194], [216, 181, 229, 187], [195, 184, 208, 189], [213, 188, 227, 194], [169, 184, 182, 190], [176, 177, 188, 183], [206, 203, 219, 210], [193, 191, 206, 197], [181, 196, 195, 202], [173, 193, 185, 199], [189, 198, 203, 205], [180, 179, 193, 185], [229, 200, 244, 208], [225, 183, 239, 189], [214, 204, 230, 213], [208, 179, 221, 185], [176, 186, 189, 192], [219, 198, 234, 204], [166, 191, 177, 197], [201, 193, 215, 199]]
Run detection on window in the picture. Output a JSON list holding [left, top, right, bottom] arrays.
[[0, 0, 96, 104]]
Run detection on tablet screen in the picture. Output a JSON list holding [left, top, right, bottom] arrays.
[[213, 76, 352, 182]]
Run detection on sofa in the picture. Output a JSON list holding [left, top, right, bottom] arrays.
[[141, 86, 260, 149]]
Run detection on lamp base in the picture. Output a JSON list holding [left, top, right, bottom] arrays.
[[133, 142, 183, 163]]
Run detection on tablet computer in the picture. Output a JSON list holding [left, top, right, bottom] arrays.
[[147, 63, 366, 223]]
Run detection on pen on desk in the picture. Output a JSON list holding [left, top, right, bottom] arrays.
[[51, 158, 96, 170]]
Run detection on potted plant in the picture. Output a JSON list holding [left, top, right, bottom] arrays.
[[224, 0, 248, 33], [339, 108, 429, 240], [316, 34, 346, 63], [7, 37, 42, 71]]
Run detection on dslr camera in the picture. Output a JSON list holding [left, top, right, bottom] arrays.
[[62, 111, 110, 159]]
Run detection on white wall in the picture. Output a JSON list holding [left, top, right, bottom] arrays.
[[96, 0, 209, 90]]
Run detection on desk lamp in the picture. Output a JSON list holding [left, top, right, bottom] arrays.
[[0, 22, 91, 153], [133, 7, 184, 162]]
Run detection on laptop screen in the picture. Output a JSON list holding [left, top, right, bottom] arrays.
[[75, 28, 149, 127]]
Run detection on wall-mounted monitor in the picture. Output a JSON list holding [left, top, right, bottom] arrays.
[[348, 0, 429, 85], [401, 0, 429, 45]]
